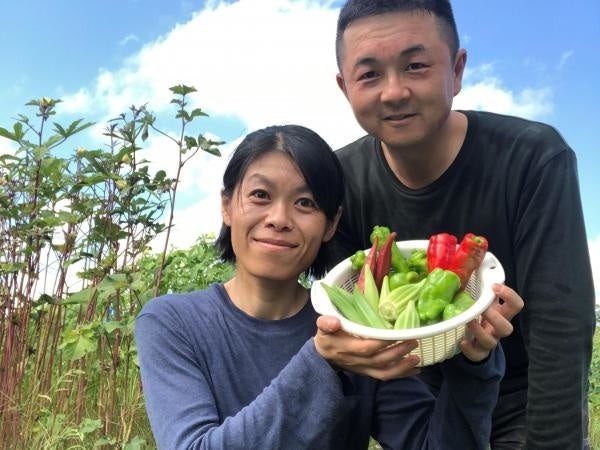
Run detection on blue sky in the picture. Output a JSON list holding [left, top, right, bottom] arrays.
[[1, 0, 599, 293]]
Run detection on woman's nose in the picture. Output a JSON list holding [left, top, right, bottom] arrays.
[[265, 202, 293, 231]]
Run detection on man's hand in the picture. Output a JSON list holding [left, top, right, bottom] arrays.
[[460, 283, 524, 362], [314, 316, 421, 381]]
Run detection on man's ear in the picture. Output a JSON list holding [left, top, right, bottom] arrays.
[[453, 49, 467, 96], [323, 207, 342, 243], [221, 190, 232, 227], [336, 73, 349, 100]]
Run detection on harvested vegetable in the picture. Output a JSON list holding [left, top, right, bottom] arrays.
[[449, 233, 488, 289], [416, 268, 461, 322]]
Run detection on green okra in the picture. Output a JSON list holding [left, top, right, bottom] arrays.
[[378, 278, 426, 322], [352, 284, 392, 329], [394, 299, 420, 330], [320, 283, 367, 326]]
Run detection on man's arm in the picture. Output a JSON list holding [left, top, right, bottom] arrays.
[[513, 148, 595, 448]]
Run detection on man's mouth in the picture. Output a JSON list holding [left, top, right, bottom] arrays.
[[384, 113, 415, 121]]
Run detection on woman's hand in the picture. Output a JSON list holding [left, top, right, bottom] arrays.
[[460, 283, 524, 362], [314, 316, 421, 381]]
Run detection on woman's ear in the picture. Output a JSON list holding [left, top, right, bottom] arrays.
[[323, 207, 342, 243], [221, 190, 232, 227]]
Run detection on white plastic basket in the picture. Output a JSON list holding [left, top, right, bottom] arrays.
[[311, 240, 505, 366]]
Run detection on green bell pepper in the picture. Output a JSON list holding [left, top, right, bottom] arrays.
[[442, 290, 476, 320], [389, 271, 420, 290], [407, 249, 428, 278], [417, 268, 461, 322]]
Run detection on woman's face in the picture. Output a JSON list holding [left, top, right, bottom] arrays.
[[222, 151, 338, 282]]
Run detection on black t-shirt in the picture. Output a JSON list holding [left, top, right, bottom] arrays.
[[330, 110, 595, 447]]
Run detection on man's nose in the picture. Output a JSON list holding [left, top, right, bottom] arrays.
[[380, 73, 410, 104]]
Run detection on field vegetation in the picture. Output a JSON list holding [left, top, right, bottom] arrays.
[[1, 90, 597, 449]]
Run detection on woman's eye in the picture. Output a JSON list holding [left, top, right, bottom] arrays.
[[249, 189, 269, 200], [296, 197, 317, 209]]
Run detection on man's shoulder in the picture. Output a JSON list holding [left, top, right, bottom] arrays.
[[335, 135, 377, 161], [467, 110, 566, 145]]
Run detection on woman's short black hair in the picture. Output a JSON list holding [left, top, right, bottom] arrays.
[[335, 0, 460, 70], [214, 124, 345, 279]]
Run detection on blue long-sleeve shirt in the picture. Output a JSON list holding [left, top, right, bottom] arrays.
[[135, 283, 504, 449]]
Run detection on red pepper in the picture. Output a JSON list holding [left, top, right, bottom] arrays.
[[427, 233, 457, 273], [374, 231, 396, 289], [449, 233, 489, 289], [358, 236, 378, 293]]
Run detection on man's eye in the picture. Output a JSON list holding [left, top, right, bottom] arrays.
[[406, 62, 428, 71], [358, 71, 379, 81]]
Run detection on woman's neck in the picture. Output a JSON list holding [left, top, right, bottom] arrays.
[[224, 273, 308, 320]]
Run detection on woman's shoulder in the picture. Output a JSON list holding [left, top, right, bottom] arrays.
[[137, 283, 226, 320]]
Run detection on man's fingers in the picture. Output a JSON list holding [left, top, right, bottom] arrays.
[[492, 283, 524, 321]]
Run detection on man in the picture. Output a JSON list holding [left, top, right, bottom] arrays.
[[327, 1, 596, 449]]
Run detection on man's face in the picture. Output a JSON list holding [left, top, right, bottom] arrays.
[[337, 11, 466, 152]]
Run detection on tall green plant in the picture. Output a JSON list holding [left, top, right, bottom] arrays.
[[0, 86, 222, 448]]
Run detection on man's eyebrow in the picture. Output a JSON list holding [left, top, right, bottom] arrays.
[[353, 44, 426, 68]]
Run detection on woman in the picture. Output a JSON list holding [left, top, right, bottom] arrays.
[[135, 124, 522, 449]]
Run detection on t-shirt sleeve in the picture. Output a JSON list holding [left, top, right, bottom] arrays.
[[373, 346, 505, 449], [135, 309, 346, 450], [511, 147, 595, 448]]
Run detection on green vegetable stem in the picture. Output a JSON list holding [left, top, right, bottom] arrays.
[[350, 249, 366, 271]]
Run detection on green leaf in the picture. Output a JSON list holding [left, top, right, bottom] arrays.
[[190, 108, 208, 119], [102, 320, 123, 334], [53, 122, 67, 136], [32, 146, 48, 160], [59, 326, 97, 361], [13, 122, 25, 141], [169, 84, 197, 96], [36, 293, 56, 304], [122, 435, 147, 450], [184, 136, 197, 149], [175, 110, 191, 122], [43, 134, 63, 148], [65, 118, 95, 137], [94, 436, 117, 447], [79, 418, 102, 434], [0, 262, 26, 274], [61, 286, 97, 305], [154, 170, 167, 182], [0, 126, 16, 141]]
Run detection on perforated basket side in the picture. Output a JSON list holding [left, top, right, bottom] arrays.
[[326, 257, 484, 366]]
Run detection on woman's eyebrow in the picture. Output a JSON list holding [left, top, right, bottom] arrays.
[[246, 172, 311, 195]]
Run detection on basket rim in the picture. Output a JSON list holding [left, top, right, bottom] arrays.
[[311, 239, 505, 340]]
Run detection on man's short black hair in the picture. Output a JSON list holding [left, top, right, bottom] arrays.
[[335, 0, 460, 70]]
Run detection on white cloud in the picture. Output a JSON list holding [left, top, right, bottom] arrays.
[[59, 0, 560, 251], [60, 88, 92, 114], [119, 34, 140, 46], [456, 66, 553, 119], [557, 50, 574, 70], [0, 137, 17, 156]]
